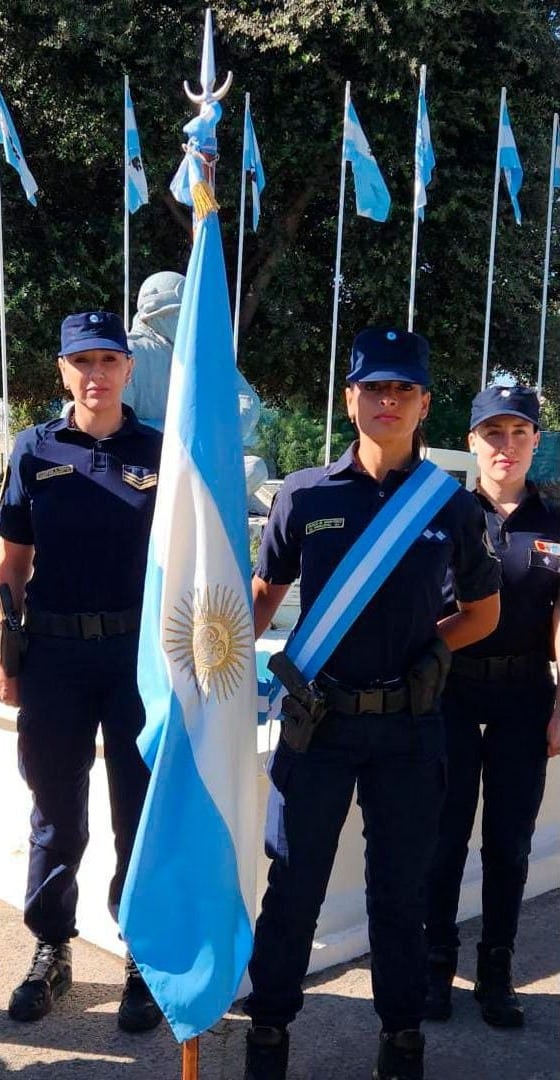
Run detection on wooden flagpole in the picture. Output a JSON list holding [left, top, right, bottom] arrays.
[[182, 1038, 199, 1079]]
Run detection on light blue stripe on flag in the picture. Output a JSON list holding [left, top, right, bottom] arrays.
[[343, 99, 391, 222], [125, 86, 148, 213], [499, 101, 523, 225], [119, 207, 257, 1043], [243, 101, 265, 230], [0, 89, 37, 204], [414, 81, 435, 222]]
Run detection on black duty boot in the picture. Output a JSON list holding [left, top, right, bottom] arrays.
[[424, 947, 458, 1021], [474, 944, 524, 1028], [373, 1029, 425, 1080], [244, 1025, 289, 1080], [118, 953, 163, 1033], [8, 939, 72, 1022]]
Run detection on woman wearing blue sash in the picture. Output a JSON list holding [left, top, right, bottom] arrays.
[[424, 385, 560, 1029], [244, 327, 500, 1080]]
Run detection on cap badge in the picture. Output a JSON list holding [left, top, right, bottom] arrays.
[[386, 331, 397, 341], [500, 389, 511, 397], [89, 314, 100, 324]]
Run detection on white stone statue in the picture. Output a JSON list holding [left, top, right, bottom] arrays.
[[123, 271, 268, 495]]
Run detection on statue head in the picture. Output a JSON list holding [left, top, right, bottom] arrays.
[[133, 271, 185, 344]]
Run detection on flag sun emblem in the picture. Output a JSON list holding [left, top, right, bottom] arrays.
[[165, 584, 252, 701]]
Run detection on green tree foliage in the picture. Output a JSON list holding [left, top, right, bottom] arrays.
[[0, 1, 559, 436], [253, 404, 353, 477]]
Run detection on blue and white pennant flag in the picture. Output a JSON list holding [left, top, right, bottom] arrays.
[[343, 98, 391, 222], [498, 99, 523, 225], [0, 89, 37, 204], [553, 118, 560, 189], [119, 184, 257, 1038], [414, 74, 435, 221], [125, 84, 148, 214], [243, 99, 265, 230]]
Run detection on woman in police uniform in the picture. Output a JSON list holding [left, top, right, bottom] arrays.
[[0, 311, 163, 1033], [425, 385, 560, 1028], [243, 327, 500, 1080]]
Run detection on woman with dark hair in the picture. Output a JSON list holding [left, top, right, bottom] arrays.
[[243, 327, 501, 1080]]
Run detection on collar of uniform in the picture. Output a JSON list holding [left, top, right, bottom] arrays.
[[328, 441, 421, 489], [53, 404, 147, 442], [475, 480, 545, 521]]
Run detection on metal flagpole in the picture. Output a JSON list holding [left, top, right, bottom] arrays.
[[0, 179, 9, 467], [324, 80, 350, 467], [408, 64, 426, 332], [537, 111, 558, 397], [123, 74, 130, 332], [481, 86, 506, 391], [233, 92, 249, 359]]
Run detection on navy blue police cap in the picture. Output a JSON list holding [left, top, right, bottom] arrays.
[[470, 385, 540, 431], [346, 326, 431, 386], [59, 311, 130, 357]]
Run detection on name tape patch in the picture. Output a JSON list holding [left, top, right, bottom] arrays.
[[36, 465, 74, 481], [305, 517, 345, 536]]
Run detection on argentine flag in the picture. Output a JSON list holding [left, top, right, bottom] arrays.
[[119, 204, 257, 1041], [414, 75, 435, 222], [125, 84, 148, 214], [343, 99, 391, 222], [498, 100, 523, 225], [243, 99, 265, 231], [0, 89, 37, 204]]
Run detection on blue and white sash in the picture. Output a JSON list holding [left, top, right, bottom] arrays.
[[260, 459, 459, 721]]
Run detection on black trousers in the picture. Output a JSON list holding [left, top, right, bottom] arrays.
[[245, 706, 446, 1033], [17, 632, 150, 943], [425, 671, 552, 952]]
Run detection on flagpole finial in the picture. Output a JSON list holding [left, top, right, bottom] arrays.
[[184, 9, 233, 105]]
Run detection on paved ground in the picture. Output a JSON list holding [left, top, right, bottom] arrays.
[[0, 891, 558, 1079]]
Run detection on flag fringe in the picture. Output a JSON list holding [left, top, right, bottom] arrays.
[[192, 181, 219, 219]]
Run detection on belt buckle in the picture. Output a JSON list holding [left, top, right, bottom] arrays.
[[79, 612, 104, 639], [358, 688, 383, 714]]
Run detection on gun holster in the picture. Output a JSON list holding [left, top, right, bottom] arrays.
[[268, 651, 328, 753], [406, 637, 452, 717], [0, 584, 26, 677]]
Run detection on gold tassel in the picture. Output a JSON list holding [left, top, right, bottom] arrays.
[[191, 180, 219, 220]]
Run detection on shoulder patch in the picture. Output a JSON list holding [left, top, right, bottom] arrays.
[[36, 464, 74, 481], [122, 465, 158, 491], [534, 539, 560, 557], [305, 517, 345, 536]]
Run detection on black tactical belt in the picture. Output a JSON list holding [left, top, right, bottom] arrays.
[[25, 606, 141, 640], [451, 652, 549, 681], [318, 673, 408, 715]]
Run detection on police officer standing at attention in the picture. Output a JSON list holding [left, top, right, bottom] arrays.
[[425, 385, 560, 1028], [0, 312, 163, 1032], [243, 327, 501, 1080]]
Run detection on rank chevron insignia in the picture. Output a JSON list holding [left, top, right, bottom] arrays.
[[122, 466, 158, 490]]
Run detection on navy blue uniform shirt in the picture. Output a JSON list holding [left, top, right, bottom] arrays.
[[448, 484, 560, 659], [0, 406, 162, 614], [255, 445, 500, 687]]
